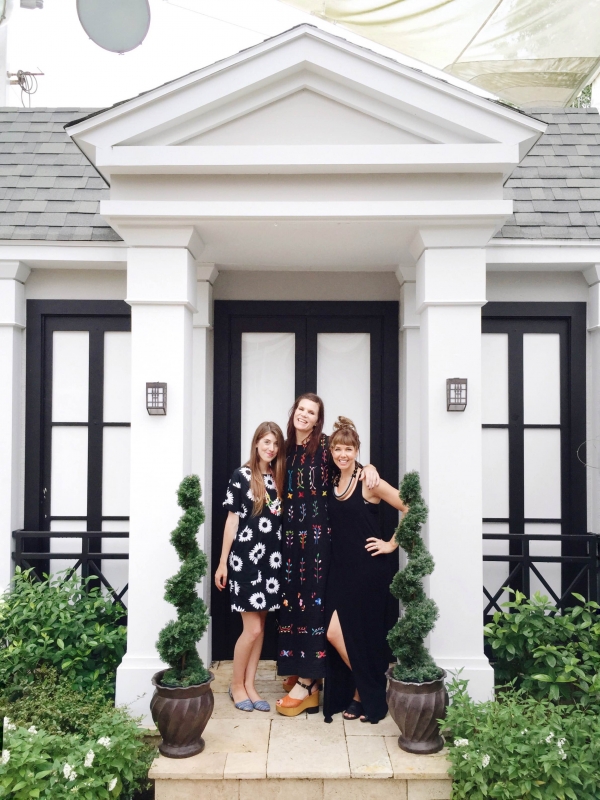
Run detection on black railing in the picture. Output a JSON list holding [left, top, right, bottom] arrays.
[[483, 533, 600, 622], [12, 530, 129, 607]]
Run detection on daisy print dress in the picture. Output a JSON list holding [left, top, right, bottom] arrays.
[[222, 466, 283, 612]]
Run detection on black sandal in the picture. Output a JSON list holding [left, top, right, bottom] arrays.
[[343, 700, 364, 720], [360, 714, 379, 724]]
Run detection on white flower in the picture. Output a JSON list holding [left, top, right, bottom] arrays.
[[249, 543, 266, 564], [269, 551, 282, 569], [63, 763, 77, 781], [246, 488, 255, 501], [462, 753, 469, 760], [557, 738, 566, 747], [240, 504, 249, 518], [264, 475, 276, 490], [265, 577, 280, 594], [276, 526, 282, 539], [545, 733, 554, 743], [482, 754, 490, 768], [238, 526, 253, 542], [84, 750, 95, 768], [258, 517, 272, 534], [4, 718, 16, 732], [27, 725, 37, 734], [108, 777, 118, 791], [249, 592, 267, 610], [233, 481, 241, 489], [97, 736, 111, 748], [239, 467, 251, 479], [229, 553, 243, 572], [251, 571, 262, 585], [454, 739, 469, 747], [231, 604, 245, 612], [520, 729, 528, 735], [224, 490, 234, 506], [229, 580, 240, 596], [1, 750, 9, 765], [557, 738, 567, 760]]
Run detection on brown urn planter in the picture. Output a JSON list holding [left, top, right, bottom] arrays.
[[386, 667, 448, 755], [150, 670, 214, 758]]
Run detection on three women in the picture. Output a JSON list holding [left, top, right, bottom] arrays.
[[215, 397, 405, 721]]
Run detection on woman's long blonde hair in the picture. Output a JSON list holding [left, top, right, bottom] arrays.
[[246, 421, 285, 516]]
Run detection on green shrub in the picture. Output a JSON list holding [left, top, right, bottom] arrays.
[[444, 674, 600, 800], [0, 568, 126, 696], [484, 590, 600, 705], [156, 475, 210, 687], [387, 471, 443, 683], [0, 709, 154, 800]]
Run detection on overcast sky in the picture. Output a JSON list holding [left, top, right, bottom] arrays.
[[6, 0, 313, 108]]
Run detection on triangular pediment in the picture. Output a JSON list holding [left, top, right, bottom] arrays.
[[67, 25, 545, 166], [181, 89, 428, 146]]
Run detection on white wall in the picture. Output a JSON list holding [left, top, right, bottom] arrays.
[[213, 270, 400, 301], [487, 271, 588, 302], [25, 269, 127, 300]]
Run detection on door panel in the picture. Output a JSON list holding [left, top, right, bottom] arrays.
[[481, 303, 587, 607], [213, 301, 399, 660]]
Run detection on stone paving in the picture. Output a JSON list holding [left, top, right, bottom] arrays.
[[149, 660, 452, 800]]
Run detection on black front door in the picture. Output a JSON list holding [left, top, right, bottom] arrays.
[[212, 301, 399, 660]]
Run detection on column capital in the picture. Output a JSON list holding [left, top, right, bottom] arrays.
[[196, 263, 219, 285], [416, 247, 487, 314], [584, 264, 600, 286], [0, 260, 28, 328], [126, 247, 197, 313], [395, 265, 416, 286], [0, 260, 30, 283], [410, 227, 496, 262]]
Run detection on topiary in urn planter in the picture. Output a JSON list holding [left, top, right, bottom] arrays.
[[151, 475, 214, 758], [386, 471, 448, 755]]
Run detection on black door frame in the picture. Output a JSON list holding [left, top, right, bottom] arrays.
[[212, 300, 399, 659], [482, 302, 587, 594], [24, 300, 131, 574]]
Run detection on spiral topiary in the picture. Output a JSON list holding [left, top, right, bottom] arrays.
[[156, 475, 210, 687], [387, 471, 443, 683]]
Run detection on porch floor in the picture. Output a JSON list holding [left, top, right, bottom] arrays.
[[149, 661, 452, 800]]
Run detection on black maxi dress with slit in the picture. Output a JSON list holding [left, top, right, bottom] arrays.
[[323, 481, 396, 723]]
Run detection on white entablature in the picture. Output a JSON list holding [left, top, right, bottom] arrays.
[[67, 25, 544, 271]]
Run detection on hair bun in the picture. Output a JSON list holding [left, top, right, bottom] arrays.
[[333, 416, 356, 432]]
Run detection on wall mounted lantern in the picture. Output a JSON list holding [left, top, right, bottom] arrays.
[[446, 378, 467, 412], [146, 382, 167, 415]]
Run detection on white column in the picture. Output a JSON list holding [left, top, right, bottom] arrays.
[[397, 266, 420, 476], [0, 261, 29, 592], [116, 247, 197, 723], [192, 263, 218, 668], [416, 245, 494, 702], [584, 265, 600, 533]]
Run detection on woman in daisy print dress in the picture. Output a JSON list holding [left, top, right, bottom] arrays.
[[215, 421, 285, 712]]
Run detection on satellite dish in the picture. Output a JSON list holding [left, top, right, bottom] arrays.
[[77, 0, 150, 54]]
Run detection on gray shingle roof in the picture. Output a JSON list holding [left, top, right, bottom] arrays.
[[0, 108, 121, 242], [497, 107, 600, 240], [1, 105, 599, 243]]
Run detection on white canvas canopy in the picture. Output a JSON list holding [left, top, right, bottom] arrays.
[[280, 0, 600, 107]]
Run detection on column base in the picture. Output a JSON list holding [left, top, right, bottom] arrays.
[[433, 656, 495, 703], [116, 655, 166, 725]]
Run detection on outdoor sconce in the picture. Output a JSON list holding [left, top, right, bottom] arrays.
[[447, 378, 467, 412], [146, 382, 167, 415]]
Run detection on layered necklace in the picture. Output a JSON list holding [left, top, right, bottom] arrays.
[[333, 461, 362, 499]]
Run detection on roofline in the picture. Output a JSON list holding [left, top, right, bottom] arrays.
[[66, 24, 545, 139]]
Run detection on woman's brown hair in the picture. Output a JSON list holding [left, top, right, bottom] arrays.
[[285, 393, 325, 457], [246, 421, 285, 516], [329, 416, 361, 451]]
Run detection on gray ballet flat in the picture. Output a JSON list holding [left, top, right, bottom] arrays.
[[229, 686, 254, 712], [252, 699, 271, 712]]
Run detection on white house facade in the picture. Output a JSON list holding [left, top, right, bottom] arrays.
[[2, 25, 599, 724]]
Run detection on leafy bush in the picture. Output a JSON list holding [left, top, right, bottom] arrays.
[[0, 712, 154, 799], [156, 475, 210, 687], [388, 470, 442, 683], [484, 590, 600, 705], [0, 568, 126, 696], [444, 674, 600, 800]]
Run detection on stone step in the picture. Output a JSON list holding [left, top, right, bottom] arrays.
[[149, 662, 452, 800]]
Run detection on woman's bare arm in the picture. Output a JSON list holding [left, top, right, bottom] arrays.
[[214, 512, 240, 590], [364, 479, 408, 513]]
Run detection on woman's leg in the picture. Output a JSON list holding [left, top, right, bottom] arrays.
[[327, 611, 362, 716], [231, 611, 264, 703], [244, 611, 267, 702]]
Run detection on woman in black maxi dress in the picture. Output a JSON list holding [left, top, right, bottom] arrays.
[[323, 417, 407, 723]]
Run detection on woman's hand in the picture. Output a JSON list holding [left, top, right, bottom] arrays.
[[215, 562, 228, 590], [360, 464, 380, 489], [365, 536, 396, 556]]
